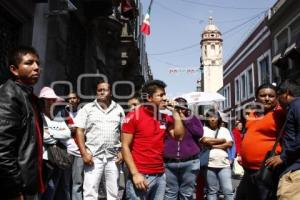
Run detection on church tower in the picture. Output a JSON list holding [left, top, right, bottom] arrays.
[[199, 16, 223, 92]]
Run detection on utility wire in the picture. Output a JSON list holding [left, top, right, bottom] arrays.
[[155, 1, 203, 23], [149, 43, 199, 55], [149, 13, 264, 61], [151, 57, 200, 69], [179, 0, 267, 10], [148, 10, 266, 56], [224, 18, 260, 61], [154, 0, 266, 25], [155, 1, 264, 24], [151, 57, 182, 67], [216, 12, 266, 23], [222, 10, 266, 35]]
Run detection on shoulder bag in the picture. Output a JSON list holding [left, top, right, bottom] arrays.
[[43, 116, 73, 170], [46, 141, 73, 170], [254, 120, 287, 187]]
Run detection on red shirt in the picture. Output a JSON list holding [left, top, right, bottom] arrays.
[[31, 95, 45, 193], [122, 106, 173, 174], [232, 128, 242, 156]]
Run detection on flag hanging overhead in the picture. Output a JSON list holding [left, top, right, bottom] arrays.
[[141, 0, 154, 36], [141, 13, 150, 35]]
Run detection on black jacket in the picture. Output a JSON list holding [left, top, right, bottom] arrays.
[[0, 79, 43, 198], [280, 97, 300, 175]]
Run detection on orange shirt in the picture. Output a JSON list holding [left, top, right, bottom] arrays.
[[240, 106, 286, 170]]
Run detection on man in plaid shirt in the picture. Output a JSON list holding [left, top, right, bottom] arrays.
[[75, 80, 124, 200]]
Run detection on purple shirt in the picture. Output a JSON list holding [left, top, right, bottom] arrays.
[[164, 115, 203, 159]]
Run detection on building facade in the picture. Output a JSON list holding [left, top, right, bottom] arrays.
[[267, 0, 300, 83], [219, 17, 272, 128], [0, 0, 151, 102], [199, 16, 223, 93]]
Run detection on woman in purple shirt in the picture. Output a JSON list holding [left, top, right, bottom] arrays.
[[164, 97, 204, 199]]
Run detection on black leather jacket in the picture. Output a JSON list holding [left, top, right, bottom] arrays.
[[0, 79, 43, 198]]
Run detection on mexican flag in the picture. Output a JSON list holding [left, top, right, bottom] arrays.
[[141, 13, 150, 35], [141, 0, 154, 36]]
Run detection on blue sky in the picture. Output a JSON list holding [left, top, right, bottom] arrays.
[[140, 0, 276, 98]]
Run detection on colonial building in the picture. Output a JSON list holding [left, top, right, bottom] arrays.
[[218, 17, 272, 128], [0, 0, 151, 102], [267, 0, 300, 83], [199, 16, 223, 93]]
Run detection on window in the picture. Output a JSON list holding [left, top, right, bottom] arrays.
[[275, 29, 288, 54], [235, 78, 240, 104], [211, 44, 216, 56], [259, 58, 270, 83], [235, 110, 239, 122], [222, 84, 231, 109], [235, 64, 254, 104], [290, 16, 300, 43], [241, 74, 246, 100], [246, 64, 254, 97], [257, 51, 272, 85], [227, 112, 232, 130]]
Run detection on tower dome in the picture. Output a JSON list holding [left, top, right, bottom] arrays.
[[201, 16, 222, 44], [204, 16, 220, 32]]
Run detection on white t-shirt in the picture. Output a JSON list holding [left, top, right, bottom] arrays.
[[203, 126, 233, 168]]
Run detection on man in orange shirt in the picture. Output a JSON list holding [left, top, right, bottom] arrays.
[[236, 83, 285, 200]]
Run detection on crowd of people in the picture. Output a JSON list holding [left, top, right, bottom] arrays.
[[1, 45, 300, 200]]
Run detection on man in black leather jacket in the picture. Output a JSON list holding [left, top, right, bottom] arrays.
[[0, 46, 44, 200]]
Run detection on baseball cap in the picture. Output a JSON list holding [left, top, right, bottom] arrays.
[[38, 87, 64, 102]]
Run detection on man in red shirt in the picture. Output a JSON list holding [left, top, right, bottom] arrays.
[[121, 80, 185, 199]]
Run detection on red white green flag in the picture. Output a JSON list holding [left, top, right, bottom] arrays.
[[141, 13, 150, 35], [141, 0, 154, 36]]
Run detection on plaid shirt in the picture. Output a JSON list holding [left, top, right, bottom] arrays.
[[75, 100, 124, 158]]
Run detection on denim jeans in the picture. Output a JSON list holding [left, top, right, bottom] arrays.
[[41, 166, 71, 200], [165, 158, 200, 200], [72, 156, 84, 200], [206, 167, 233, 200], [126, 173, 166, 200]]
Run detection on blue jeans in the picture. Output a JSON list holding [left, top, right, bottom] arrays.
[[41, 167, 71, 200], [206, 167, 233, 200], [126, 173, 166, 200], [165, 159, 200, 200], [72, 156, 84, 200]]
